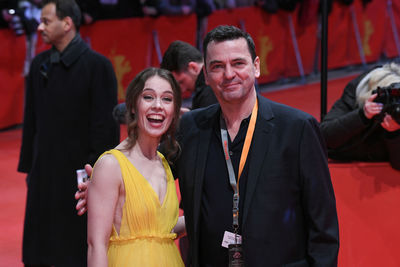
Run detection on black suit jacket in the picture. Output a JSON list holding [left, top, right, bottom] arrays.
[[173, 94, 339, 266]]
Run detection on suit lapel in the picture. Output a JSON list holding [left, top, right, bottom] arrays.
[[242, 96, 274, 226]]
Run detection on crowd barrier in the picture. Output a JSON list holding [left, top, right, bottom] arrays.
[[1, 0, 400, 129]]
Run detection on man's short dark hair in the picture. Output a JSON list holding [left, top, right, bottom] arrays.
[[161, 41, 203, 73], [203, 25, 256, 63], [43, 0, 81, 30]]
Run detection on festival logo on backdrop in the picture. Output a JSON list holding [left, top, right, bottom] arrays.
[[363, 19, 373, 57], [258, 34, 274, 77], [110, 49, 132, 101]]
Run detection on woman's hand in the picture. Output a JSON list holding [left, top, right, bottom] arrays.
[[381, 114, 400, 132]]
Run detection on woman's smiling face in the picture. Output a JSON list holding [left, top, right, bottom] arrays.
[[135, 75, 175, 140]]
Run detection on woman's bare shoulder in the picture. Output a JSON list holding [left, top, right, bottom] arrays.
[[92, 153, 122, 185]]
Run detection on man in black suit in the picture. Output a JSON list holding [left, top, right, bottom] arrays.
[[77, 25, 339, 266], [173, 25, 339, 266]]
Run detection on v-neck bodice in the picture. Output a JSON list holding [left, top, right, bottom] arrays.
[[121, 150, 169, 208], [98, 149, 183, 267]]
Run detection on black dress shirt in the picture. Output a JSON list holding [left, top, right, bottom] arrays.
[[199, 111, 252, 266]]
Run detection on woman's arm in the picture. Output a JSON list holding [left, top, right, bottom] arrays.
[[87, 154, 121, 267]]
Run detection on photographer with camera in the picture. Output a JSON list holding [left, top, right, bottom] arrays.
[[2, 0, 42, 76], [320, 63, 400, 170]]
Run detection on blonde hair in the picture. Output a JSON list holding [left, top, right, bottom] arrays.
[[355, 63, 400, 107]]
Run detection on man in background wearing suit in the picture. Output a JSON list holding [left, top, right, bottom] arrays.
[[19, 1, 119, 266]]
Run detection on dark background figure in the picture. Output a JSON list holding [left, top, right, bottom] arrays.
[[0, 0, 17, 28], [18, 0, 119, 266], [158, 0, 195, 16], [141, 0, 160, 17], [160, 40, 217, 109], [194, 0, 215, 51], [97, 0, 143, 19], [320, 63, 400, 170], [1, 0, 42, 76], [76, 0, 100, 25], [213, 0, 235, 10], [19, 0, 42, 76]]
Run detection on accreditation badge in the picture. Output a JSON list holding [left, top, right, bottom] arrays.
[[222, 231, 244, 267], [228, 243, 244, 267]]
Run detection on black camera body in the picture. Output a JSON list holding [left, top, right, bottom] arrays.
[[8, 8, 39, 36], [372, 82, 400, 124], [8, 9, 25, 36]]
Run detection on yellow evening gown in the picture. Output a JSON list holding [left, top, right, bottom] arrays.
[[102, 149, 184, 267]]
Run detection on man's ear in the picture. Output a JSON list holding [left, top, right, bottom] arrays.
[[254, 56, 260, 78], [63, 16, 74, 32], [188, 61, 201, 75]]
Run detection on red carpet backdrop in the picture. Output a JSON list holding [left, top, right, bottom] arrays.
[[1, 0, 400, 129], [1, 1, 400, 266]]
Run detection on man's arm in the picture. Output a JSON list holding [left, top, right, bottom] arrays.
[[300, 117, 340, 266], [75, 164, 92, 215]]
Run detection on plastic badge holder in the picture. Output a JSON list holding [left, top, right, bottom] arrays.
[[76, 169, 89, 185]]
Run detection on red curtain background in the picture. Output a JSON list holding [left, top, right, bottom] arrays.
[[1, 0, 399, 129]]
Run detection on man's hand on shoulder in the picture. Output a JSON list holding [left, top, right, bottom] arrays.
[[75, 164, 92, 216], [180, 107, 191, 117]]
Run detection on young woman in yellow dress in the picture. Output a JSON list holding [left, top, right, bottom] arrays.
[[87, 67, 185, 267]]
